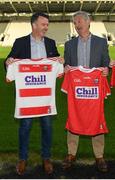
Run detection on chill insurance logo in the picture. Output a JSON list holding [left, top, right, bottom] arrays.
[[75, 86, 99, 99], [24, 75, 46, 85]]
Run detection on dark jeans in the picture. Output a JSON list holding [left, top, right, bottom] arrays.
[[19, 116, 52, 160]]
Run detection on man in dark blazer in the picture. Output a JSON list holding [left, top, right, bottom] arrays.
[[64, 34, 110, 68], [63, 11, 110, 172], [5, 35, 59, 61], [5, 12, 62, 175]]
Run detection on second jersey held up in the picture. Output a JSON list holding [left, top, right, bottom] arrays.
[[61, 66, 110, 136]]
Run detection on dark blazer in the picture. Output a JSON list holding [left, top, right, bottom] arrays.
[[64, 34, 110, 68], [4, 34, 59, 66]]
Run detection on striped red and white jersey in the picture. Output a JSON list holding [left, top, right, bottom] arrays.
[[110, 65, 115, 87], [6, 58, 64, 118], [61, 66, 110, 136]]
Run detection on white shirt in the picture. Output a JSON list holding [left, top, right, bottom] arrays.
[[30, 34, 47, 59]]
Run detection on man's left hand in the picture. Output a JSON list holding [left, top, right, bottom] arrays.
[[58, 57, 64, 64], [102, 67, 109, 76]]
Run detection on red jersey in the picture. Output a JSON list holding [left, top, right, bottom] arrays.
[[110, 65, 115, 87], [61, 66, 110, 136]]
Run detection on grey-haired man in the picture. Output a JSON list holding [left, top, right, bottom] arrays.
[[63, 11, 110, 172]]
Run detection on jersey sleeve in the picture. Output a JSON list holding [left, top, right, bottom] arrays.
[[110, 66, 115, 87], [102, 76, 111, 98], [56, 61, 64, 78], [61, 72, 69, 94], [6, 63, 15, 82]]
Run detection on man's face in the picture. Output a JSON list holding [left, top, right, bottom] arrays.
[[73, 15, 90, 36], [32, 16, 49, 38]]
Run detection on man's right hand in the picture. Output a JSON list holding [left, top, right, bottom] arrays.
[[5, 57, 15, 66], [64, 65, 71, 73]]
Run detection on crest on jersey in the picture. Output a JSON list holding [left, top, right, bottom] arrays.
[[43, 65, 48, 71], [94, 78, 99, 84]]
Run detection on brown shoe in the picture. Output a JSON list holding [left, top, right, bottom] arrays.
[[96, 158, 108, 172], [16, 160, 26, 175], [62, 154, 76, 169], [43, 159, 53, 174]]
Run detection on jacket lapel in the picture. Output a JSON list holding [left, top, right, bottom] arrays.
[[73, 37, 78, 65], [27, 35, 31, 58], [90, 35, 95, 67], [44, 37, 49, 57]]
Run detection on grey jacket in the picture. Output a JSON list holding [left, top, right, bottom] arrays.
[[64, 34, 110, 68]]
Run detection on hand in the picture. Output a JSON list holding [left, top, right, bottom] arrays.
[[64, 65, 71, 73], [58, 57, 64, 64], [5, 57, 15, 66], [109, 60, 115, 68], [6, 78, 11, 83], [101, 67, 109, 76]]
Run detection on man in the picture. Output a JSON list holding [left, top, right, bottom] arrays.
[[63, 11, 110, 172], [5, 12, 63, 175]]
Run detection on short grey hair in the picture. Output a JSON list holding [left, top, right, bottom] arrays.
[[72, 11, 90, 21]]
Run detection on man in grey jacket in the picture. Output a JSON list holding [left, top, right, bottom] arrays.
[[63, 11, 110, 172]]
